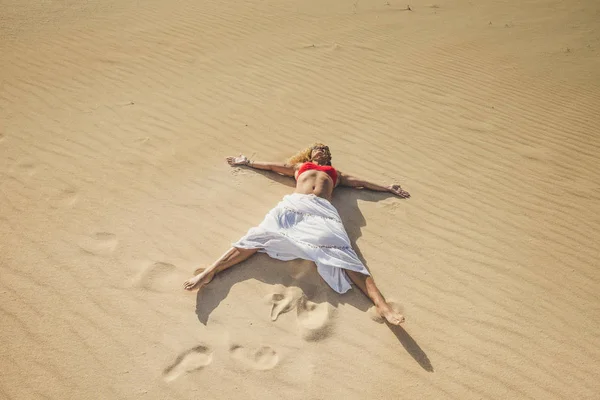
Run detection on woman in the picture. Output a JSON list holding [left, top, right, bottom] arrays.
[[183, 143, 410, 325]]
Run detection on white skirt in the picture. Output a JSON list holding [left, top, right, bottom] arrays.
[[232, 193, 369, 293]]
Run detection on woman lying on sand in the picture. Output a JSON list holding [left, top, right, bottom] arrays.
[[183, 143, 410, 325]]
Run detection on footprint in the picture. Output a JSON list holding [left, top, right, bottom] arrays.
[[163, 345, 213, 382], [52, 188, 79, 208], [296, 296, 335, 342], [229, 345, 279, 371], [267, 287, 335, 341], [134, 262, 180, 292], [78, 232, 118, 256], [267, 287, 304, 321], [11, 161, 37, 177]]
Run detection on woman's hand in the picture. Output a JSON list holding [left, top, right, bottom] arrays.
[[226, 154, 250, 166], [387, 184, 410, 198]]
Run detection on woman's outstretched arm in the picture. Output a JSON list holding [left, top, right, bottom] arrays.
[[226, 155, 296, 177], [338, 171, 410, 198]]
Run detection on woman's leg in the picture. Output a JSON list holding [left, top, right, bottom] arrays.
[[346, 270, 405, 325], [183, 247, 259, 291]]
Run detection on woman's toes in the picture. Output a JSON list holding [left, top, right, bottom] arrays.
[[183, 279, 195, 290]]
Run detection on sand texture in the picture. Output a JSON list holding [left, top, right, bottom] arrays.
[[2, 0, 600, 398]]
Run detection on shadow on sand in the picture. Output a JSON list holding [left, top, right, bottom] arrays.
[[194, 170, 433, 372]]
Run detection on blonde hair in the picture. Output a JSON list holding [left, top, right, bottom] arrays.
[[286, 142, 332, 166]]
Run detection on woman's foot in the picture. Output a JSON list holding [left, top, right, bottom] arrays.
[[377, 304, 405, 325], [183, 269, 214, 291]]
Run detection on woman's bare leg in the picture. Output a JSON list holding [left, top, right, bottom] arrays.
[[346, 270, 405, 325], [183, 247, 258, 291]]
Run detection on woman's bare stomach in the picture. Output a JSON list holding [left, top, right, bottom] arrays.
[[294, 170, 335, 201]]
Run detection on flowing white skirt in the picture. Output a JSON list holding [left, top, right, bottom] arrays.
[[232, 193, 369, 293]]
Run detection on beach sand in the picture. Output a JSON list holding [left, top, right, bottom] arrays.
[[1, 0, 600, 398]]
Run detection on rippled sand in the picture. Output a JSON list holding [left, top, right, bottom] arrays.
[[2, 0, 599, 398]]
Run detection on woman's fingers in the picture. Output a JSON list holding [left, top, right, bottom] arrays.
[[390, 185, 410, 198], [226, 154, 246, 165]]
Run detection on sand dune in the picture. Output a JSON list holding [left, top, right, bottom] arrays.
[[2, 0, 600, 398]]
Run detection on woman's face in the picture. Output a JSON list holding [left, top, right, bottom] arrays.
[[311, 145, 331, 164]]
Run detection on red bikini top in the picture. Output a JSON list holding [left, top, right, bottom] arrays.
[[296, 162, 338, 185]]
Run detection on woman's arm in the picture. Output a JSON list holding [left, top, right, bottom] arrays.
[[338, 171, 410, 198], [226, 155, 296, 177]]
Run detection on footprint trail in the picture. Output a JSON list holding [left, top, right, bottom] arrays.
[[78, 232, 118, 256], [296, 296, 335, 342], [229, 345, 279, 371], [163, 345, 213, 382], [268, 287, 304, 321]]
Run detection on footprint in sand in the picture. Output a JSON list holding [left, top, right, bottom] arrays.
[[78, 232, 118, 256], [11, 160, 37, 177], [229, 345, 279, 371], [163, 345, 213, 382], [52, 188, 79, 208], [268, 287, 335, 341], [267, 287, 304, 321], [296, 296, 335, 342], [134, 261, 181, 292]]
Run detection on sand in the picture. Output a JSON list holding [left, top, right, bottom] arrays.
[[2, 0, 600, 398]]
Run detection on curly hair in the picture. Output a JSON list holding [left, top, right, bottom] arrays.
[[286, 142, 332, 166]]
